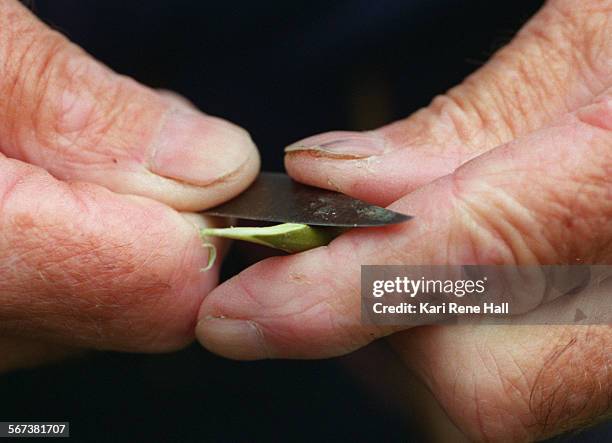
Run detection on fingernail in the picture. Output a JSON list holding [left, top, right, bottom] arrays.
[[150, 108, 255, 186], [285, 130, 386, 159], [196, 317, 269, 360]]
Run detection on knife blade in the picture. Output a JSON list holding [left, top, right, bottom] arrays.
[[202, 172, 411, 227]]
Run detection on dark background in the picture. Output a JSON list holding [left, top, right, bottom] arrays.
[[2, 1, 610, 441]]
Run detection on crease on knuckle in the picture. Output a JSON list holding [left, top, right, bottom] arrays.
[[450, 129, 612, 264], [438, 0, 610, 151], [424, 93, 503, 155], [432, 31, 565, 150], [495, 45, 558, 131], [448, 169, 559, 265]]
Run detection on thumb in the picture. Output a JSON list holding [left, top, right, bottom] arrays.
[[284, 0, 612, 206], [0, 0, 259, 211], [196, 94, 612, 359], [0, 153, 223, 352]]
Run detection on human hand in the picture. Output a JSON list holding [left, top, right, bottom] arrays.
[[0, 0, 259, 372], [197, 1, 611, 440]]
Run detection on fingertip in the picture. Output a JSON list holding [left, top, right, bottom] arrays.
[[284, 142, 370, 199], [283, 130, 381, 192], [195, 246, 378, 359], [283, 129, 414, 205]]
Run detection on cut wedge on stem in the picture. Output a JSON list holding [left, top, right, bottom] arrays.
[[200, 223, 344, 253]]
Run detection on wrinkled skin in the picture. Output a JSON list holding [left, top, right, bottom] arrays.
[[197, 1, 612, 441], [0, 0, 260, 369]]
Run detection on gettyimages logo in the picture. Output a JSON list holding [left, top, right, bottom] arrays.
[[361, 265, 612, 325], [372, 276, 487, 298]]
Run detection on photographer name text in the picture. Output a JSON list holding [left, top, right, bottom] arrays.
[[372, 301, 509, 314]]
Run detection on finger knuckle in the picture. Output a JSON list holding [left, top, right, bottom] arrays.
[[449, 128, 612, 265], [7, 33, 154, 171], [535, 1, 612, 86], [447, 171, 549, 265], [425, 93, 506, 152]]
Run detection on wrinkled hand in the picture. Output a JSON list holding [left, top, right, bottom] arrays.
[[0, 0, 259, 372], [197, 1, 611, 440]]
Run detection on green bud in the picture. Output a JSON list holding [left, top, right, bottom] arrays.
[[200, 223, 345, 254]]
